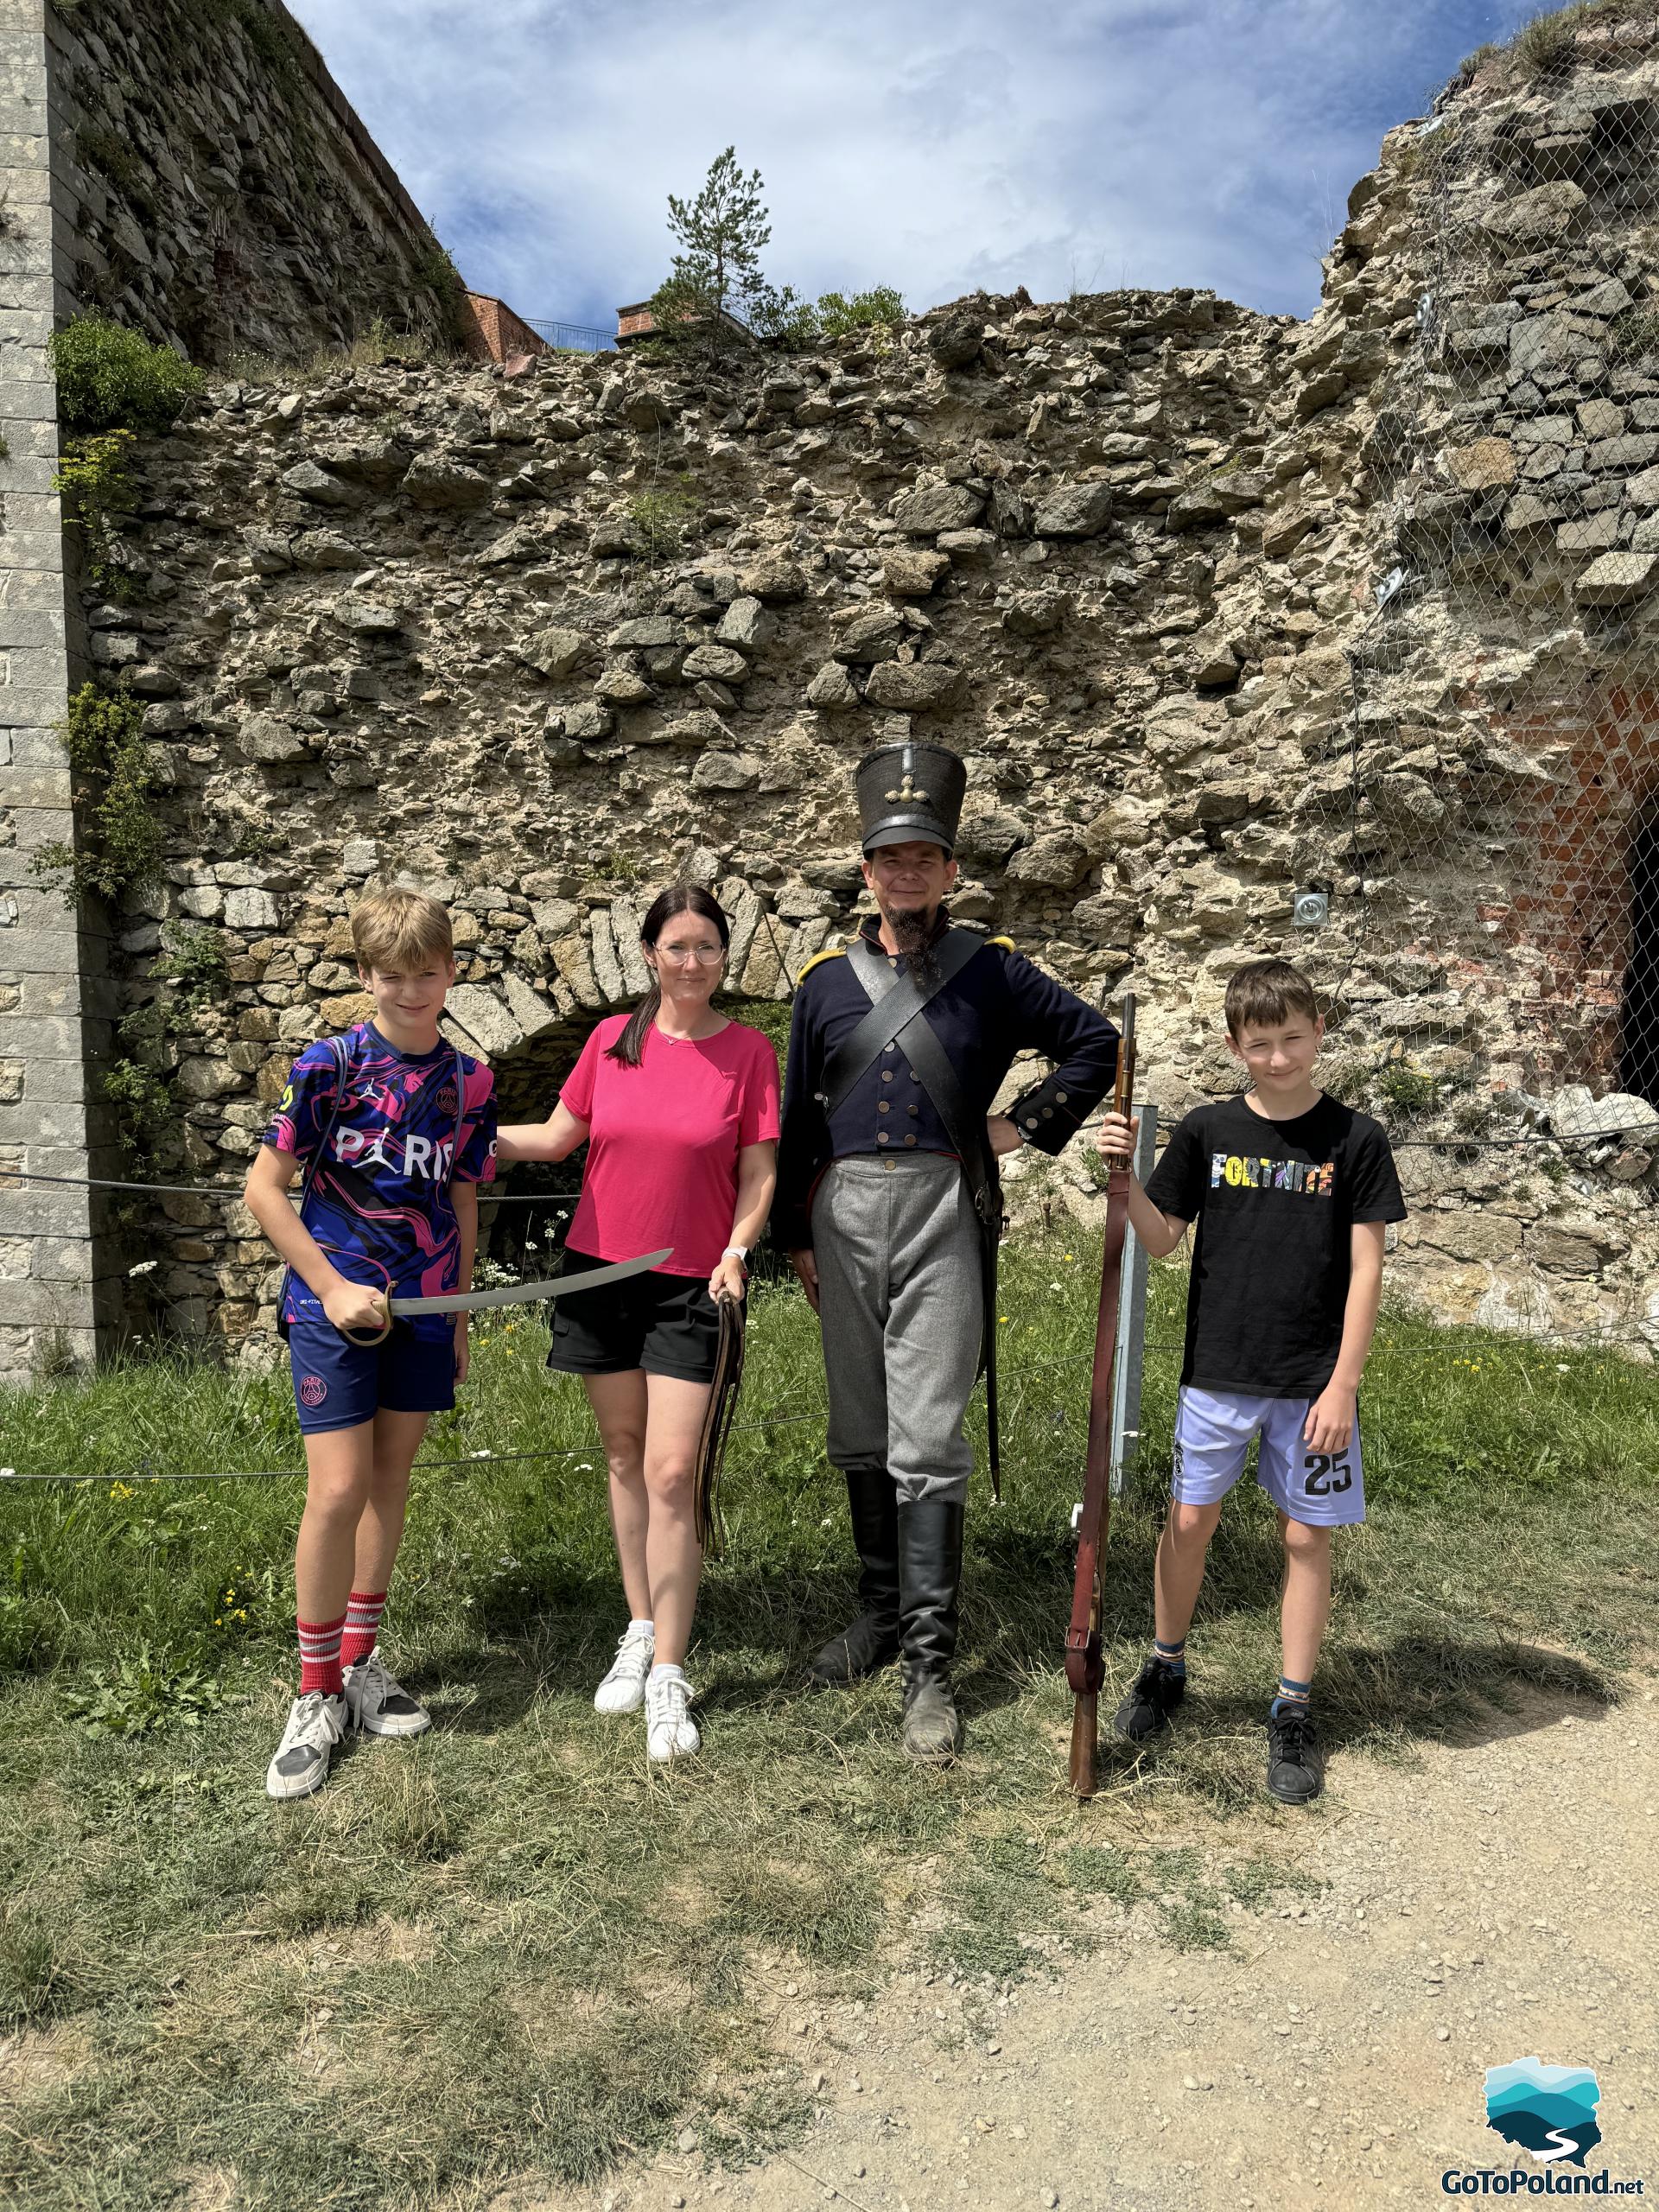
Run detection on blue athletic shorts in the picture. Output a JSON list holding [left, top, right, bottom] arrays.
[[1171, 1386, 1366, 1527], [287, 1303, 456, 1435]]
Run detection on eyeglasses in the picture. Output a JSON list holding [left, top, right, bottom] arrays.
[[655, 944, 726, 965]]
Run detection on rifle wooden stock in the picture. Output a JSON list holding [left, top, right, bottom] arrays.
[[1064, 994, 1138, 1801]]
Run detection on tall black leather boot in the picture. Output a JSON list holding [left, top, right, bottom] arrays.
[[896, 1497, 966, 1762], [807, 1468, 901, 1687]]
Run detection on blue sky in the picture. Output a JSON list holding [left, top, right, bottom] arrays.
[[287, 1, 1541, 334]]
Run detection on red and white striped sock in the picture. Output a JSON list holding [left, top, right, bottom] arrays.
[[297, 1612, 346, 1697], [340, 1589, 388, 1672]]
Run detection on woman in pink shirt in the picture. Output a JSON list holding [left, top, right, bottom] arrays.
[[497, 885, 779, 1762]]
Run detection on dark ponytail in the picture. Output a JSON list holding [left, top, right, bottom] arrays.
[[606, 881, 731, 1068]]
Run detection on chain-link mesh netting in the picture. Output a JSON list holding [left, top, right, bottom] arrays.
[[1347, 32, 1659, 1145], [1071, 19, 1659, 1355]]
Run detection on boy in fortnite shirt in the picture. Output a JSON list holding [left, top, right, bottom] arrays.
[[245, 889, 496, 1800], [1096, 957, 1405, 1803]]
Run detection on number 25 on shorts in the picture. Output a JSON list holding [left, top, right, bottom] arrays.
[[1303, 1449, 1353, 1497]]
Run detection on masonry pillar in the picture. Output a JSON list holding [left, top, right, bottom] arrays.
[[0, 0, 118, 1380]]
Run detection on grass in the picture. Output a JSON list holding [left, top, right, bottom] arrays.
[[0, 1235, 1655, 2205], [221, 315, 455, 391]]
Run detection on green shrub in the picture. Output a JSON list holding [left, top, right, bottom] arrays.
[[30, 683, 163, 908], [1512, 3, 1592, 75], [814, 285, 906, 340], [101, 1057, 175, 1161], [48, 313, 204, 435], [745, 283, 906, 350], [223, 313, 442, 390], [411, 243, 470, 345], [103, 927, 229, 1164], [626, 475, 701, 557], [1375, 1059, 1438, 1120], [160, 920, 230, 999], [218, 0, 302, 76], [1452, 40, 1502, 87], [61, 1643, 225, 1738], [73, 124, 155, 220], [54, 426, 138, 594]]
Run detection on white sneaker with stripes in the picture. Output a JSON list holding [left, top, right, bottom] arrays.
[[645, 1670, 701, 1762], [265, 1691, 346, 1800], [345, 1649, 431, 1738], [594, 1622, 655, 1714]]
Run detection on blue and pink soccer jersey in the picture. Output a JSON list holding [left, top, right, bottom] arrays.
[[264, 1023, 497, 1344]]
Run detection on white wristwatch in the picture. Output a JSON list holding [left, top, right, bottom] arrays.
[[722, 1243, 749, 1263]]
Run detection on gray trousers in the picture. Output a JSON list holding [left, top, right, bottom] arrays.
[[814, 1152, 983, 1506]]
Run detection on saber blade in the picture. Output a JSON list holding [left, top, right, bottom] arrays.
[[388, 1248, 672, 1316]]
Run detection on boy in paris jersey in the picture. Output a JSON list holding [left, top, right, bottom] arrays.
[[245, 889, 496, 1802], [1096, 957, 1405, 1805]]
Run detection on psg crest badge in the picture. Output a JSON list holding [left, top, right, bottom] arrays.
[[435, 1084, 460, 1117]]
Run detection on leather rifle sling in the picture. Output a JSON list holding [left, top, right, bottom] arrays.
[[843, 936, 1006, 1501], [1065, 995, 1137, 1745]]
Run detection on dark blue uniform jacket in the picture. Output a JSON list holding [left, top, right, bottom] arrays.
[[775, 915, 1120, 1250]]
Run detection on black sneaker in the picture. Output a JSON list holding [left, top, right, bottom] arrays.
[[1266, 1705, 1325, 1803], [1112, 1656, 1186, 1742]]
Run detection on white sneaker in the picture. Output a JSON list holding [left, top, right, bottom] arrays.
[[594, 1623, 655, 1714], [645, 1671, 701, 1762], [265, 1690, 346, 1800], [344, 1648, 431, 1738]]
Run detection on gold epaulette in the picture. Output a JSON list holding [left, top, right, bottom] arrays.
[[797, 945, 848, 985]]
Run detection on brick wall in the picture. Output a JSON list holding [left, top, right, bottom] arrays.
[[459, 292, 548, 366]]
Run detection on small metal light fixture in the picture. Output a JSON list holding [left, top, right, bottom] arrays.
[[1293, 887, 1331, 930]]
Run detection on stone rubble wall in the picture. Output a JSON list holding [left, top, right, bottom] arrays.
[[48, 0, 455, 364], [36, 11, 1659, 1358]]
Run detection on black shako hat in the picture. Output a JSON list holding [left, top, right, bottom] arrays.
[[855, 740, 968, 856]]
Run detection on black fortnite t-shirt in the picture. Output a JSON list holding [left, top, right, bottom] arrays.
[[1144, 1093, 1407, 1398]]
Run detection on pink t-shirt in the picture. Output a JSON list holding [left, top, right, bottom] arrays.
[[560, 1015, 780, 1278]]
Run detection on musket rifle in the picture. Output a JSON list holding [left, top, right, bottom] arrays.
[[1065, 993, 1138, 1799]]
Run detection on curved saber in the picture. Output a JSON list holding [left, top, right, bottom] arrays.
[[389, 1248, 673, 1316], [333, 1248, 674, 1346]]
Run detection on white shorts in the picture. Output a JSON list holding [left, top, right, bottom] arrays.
[[1171, 1386, 1367, 1527]]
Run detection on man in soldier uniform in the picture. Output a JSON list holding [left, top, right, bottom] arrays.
[[778, 740, 1119, 1760]]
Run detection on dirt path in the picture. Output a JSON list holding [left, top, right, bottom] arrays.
[[550, 1677, 1659, 2212]]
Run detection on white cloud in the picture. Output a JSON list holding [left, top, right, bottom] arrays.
[[287, 0, 1537, 332]]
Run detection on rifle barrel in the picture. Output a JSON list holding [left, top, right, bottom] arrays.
[[1065, 990, 1139, 1802]]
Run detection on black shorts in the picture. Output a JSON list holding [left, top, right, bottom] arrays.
[[545, 1248, 724, 1384]]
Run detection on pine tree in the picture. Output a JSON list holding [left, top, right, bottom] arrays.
[[642, 149, 906, 353], [647, 148, 788, 345], [667, 146, 770, 320]]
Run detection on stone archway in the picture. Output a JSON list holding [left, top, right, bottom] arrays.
[[441, 877, 815, 1267], [440, 874, 829, 1126]]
